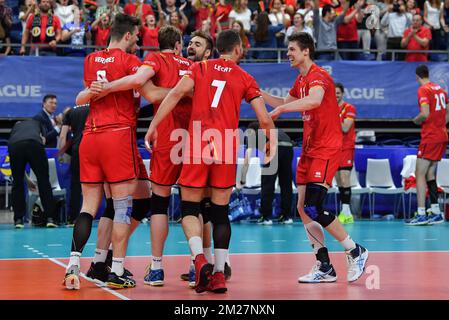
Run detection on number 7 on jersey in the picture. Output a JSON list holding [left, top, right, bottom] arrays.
[[211, 80, 226, 108]]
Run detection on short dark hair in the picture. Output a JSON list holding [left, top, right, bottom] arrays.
[[158, 25, 182, 50], [110, 13, 140, 42], [335, 82, 345, 92], [287, 32, 315, 59], [191, 30, 214, 52], [216, 29, 242, 54], [322, 5, 333, 18], [416, 64, 429, 79], [43, 94, 57, 103]]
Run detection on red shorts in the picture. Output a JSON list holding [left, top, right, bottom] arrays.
[[80, 127, 139, 184], [417, 142, 447, 161], [136, 152, 149, 180], [178, 162, 237, 189], [338, 148, 355, 170], [296, 154, 339, 186], [149, 149, 182, 186]]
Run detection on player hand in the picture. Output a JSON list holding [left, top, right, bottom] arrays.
[[269, 108, 281, 121], [90, 81, 108, 95], [145, 125, 158, 152]]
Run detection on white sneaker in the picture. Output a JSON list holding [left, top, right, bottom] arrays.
[[283, 218, 294, 224], [346, 245, 369, 282], [298, 261, 337, 283], [64, 265, 80, 290]]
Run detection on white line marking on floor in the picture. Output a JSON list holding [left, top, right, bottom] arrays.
[[86, 243, 95, 246], [240, 240, 256, 243], [42, 255, 49, 258], [48, 258, 130, 301], [393, 239, 408, 241], [302, 240, 310, 242], [424, 239, 437, 241], [37, 252, 44, 255], [145, 242, 151, 245], [23, 245, 29, 248], [47, 244, 62, 247], [177, 241, 187, 244], [272, 240, 286, 243], [363, 239, 377, 242]]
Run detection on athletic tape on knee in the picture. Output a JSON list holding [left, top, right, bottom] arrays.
[[200, 197, 212, 224], [304, 183, 335, 228], [102, 198, 115, 220], [339, 187, 351, 205], [150, 193, 170, 215], [131, 198, 151, 221], [181, 201, 201, 218], [113, 196, 132, 225]]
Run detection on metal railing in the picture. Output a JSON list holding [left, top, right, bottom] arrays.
[[4, 43, 449, 62]]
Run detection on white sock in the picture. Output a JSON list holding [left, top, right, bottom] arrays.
[[304, 221, 325, 254], [340, 235, 356, 252], [189, 255, 194, 269], [225, 253, 231, 266], [204, 247, 213, 264], [188, 236, 203, 258], [111, 257, 124, 276], [431, 204, 441, 215], [341, 204, 351, 217], [151, 256, 162, 270], [213, 249, 228, 274], [93, 249, 108, 264], [68, 252, 81, 268], [417, 207, 426, 215]]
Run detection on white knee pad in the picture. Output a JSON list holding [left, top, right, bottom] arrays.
[[113, 196, 132, 225]]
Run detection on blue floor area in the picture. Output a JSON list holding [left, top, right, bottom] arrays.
[[1, 220, 448, 260]]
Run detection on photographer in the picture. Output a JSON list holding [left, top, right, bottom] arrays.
[[380, 0, 411, 60]]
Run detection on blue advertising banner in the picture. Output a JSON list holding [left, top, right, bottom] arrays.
[[1, 57, 449, 119]]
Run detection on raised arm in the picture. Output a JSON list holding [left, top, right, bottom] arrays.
[[270, 86, 325, 119], [261, 90, 297, 108]]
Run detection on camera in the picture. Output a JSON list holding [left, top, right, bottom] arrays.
[[392, 3, 400, 12]]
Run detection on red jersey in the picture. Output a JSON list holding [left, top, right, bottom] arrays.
[[93, 25, 110, 47], [124, 3, 154, 23], [337, 8, 358, 42], [84, 48, 142, 131], [186, 58, 261, 163], [417, 82, 448, 144], [26, 14, 61, 45], [404, 26, 432, 62], [340, 102, 356, 150], [142, 52, 192, 150], [141, 26, 159, 50], [289, 64, 343, 159]]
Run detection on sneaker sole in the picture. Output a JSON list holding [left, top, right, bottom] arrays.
[[147, 280, 164, 287], [298, 277, 337, 283], [15, 225, 24, 229], [188, 281, 196, 288], [64, 274, 80, 290], [348, 250, 369, 283], [195, 263, 213, 293], [106, 282, 136, 289], [428, 219, 444, 225], [405, 222, 428, 226], [85, 275, 107, 286], [211, 287, 228, 293]]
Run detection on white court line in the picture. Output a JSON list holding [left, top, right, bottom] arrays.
[[393, 239, 408, 241], [424, 239, 437, 241], [240, 240, 256, 243], [48, 258, 130, 301], [47, 244, 63, 247], [363, 239, 377, 242], [177, 241, 187, 244], [272, 240, 286, 243]]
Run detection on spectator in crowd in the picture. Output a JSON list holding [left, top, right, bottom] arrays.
[[160, 0, 179, 21], [168, 9, 189, 32], [141, 14, 162, 56], [0, 26, 10, 55], [313, 0, 349, 60], [8, 119, 57, 229], [441, 0, 449, 50], [424, 0, 443, 50], [229, 0, 252, 32], [269, 0, 291, 46], [297, 0, 315, 29], [356, 0, 373, 56], [200, 16, 217, 39], [252, 11, 284, 60], [19, 0, 37, 32], [61, 9, 92, 56], [0, 0, 11, 55], [33, 94, 61, 148], [95, 0, 124, 20], [20, 0, 62, 56], [124, 0, 155, 23], [215, 0, 233, 30], [54, 0, 78, 27], [191, 0, 216, 31], [374, 0, 389, 60], [406, 0, 420, 15], [337, 0, 363, 60], [380, 0, 411, 60], [401, 13, 431, 61], [91, 12, 111, 49], [284, 12, 314, 46], [232, 19, 250, 53]]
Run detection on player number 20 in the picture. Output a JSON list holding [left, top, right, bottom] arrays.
[[211, 80, 226, 108], [435, 93, 447, 111]]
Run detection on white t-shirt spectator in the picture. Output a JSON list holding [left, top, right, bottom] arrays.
[[54, 3, 76, 27], [381, 12, 411, 38], [425, 1, 442, 29], [284, 25, 314, 45], [229, 8, 252, 32]]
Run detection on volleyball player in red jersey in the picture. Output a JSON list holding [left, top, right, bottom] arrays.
[[146, 30, 275, 293], [406, 65, 449, 226], [63, 14, 142, 290], [335, 82, 357, 225], [262, 32, 368, 283]]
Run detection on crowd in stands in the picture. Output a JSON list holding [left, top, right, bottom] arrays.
[[1, 0, 449, 60]]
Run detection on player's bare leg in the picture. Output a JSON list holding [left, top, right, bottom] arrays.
[[407, 158, 432, 226], [144, 183, 170, 286], [64, 183, 103, 290], [336, 170, 354, 224]]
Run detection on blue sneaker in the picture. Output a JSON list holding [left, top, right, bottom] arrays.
[[188, 267, 196, 288], [405, 214, 428, 226], [143, 267, 164, 286], [428, 213, 444, 225]]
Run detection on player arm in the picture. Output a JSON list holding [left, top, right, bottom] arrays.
[[251, 97, 277, 163], [58, 125, 69, 150], [270, 86, 324, 118], [413, 103, 429, 125], [75, 81, 99, 105], [240, 146, 253, 185], [261, 90, 295, 108], [138, 80, 171, 104], [98, 65, 155, 94], [341, 118, 354, 133]]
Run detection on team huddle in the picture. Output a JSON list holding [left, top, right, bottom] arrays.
[[62, 12, 448, 294]]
